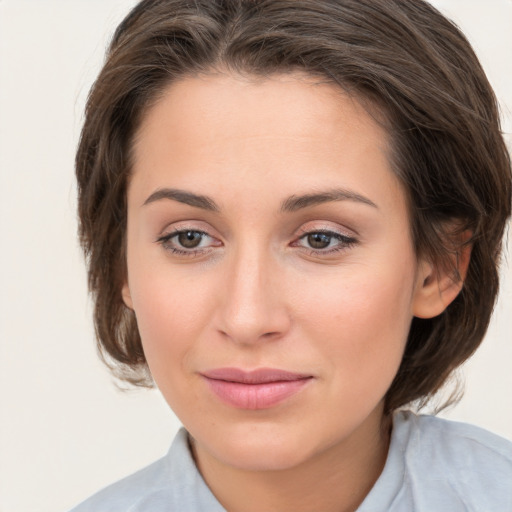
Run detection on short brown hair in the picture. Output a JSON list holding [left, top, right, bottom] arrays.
[[76, 0, 511, 412]]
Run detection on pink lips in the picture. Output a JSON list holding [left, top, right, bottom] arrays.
[[200, 368, 313, 410]]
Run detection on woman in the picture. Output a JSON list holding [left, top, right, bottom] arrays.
[[71, 0, 512, 510]]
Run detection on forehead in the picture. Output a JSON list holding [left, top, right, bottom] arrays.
[[130, 72, 405, 218], [134, 71, 388, 155]]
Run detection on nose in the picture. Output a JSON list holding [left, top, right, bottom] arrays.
[[215, 245, 291, 345]]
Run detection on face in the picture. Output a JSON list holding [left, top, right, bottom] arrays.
[[123, 72, 431, 471]]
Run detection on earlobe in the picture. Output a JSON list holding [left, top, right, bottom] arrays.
[[412, 241, 471, 319], [122, 282, 134, 310]]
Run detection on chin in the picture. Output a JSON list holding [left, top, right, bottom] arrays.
[[193, 422, 318, 472]]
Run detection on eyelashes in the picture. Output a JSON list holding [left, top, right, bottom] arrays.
[[156, 226, 358, 258], [292, 229, 358, 255], [156, 229, 219, 256]]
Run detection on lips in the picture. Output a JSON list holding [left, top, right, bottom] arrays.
[[200, 368, 313, 410]]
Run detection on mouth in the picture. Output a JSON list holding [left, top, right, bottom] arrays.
[[200, 368, 314, 410]]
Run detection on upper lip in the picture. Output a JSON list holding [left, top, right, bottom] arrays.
[[200, 367, 312, 384]]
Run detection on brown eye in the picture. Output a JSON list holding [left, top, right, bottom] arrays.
[[177, 231, 204, 248], [157, 228, 221, 256], [294, 230, 358, 255], [307, 233, 332, 249]]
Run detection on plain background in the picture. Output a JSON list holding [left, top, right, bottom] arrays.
[[0, 1, 510, 511]]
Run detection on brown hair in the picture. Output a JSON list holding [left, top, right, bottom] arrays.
[[76, 0, 511, 412]]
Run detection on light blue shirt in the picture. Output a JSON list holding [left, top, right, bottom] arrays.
[[69, 411, 512, 511]]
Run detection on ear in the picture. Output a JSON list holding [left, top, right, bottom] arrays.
[[122, 281, 134, 310], [412, 237, 472, 319]]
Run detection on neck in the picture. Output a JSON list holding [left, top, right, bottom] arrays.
[[191, 408, 391, 512]]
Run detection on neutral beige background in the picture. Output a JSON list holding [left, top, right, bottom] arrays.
[[0, 1, 510, 511]]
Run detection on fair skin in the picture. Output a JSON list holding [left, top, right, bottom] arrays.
[[122, 72, 462, 512]]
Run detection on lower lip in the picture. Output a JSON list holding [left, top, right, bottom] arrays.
[[203, 377, 312, 410]]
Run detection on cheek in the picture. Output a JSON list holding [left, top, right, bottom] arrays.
[[127, 262, 217, 378], [295, 259, 416, 390]]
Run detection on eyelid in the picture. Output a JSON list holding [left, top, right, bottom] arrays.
[[295, 220, 358, 240], [291, 222, 359, 256], [158, 219, 218, 235], [155, 222, 223, 257]]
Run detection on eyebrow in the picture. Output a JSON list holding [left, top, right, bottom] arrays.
[[142, 187, 377, 212], [281, 189, 378, 212], [143, 188, 220, 211]]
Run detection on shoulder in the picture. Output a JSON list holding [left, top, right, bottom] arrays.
[[67, 428, 225, 512], [68, 444, 174, 512], [398, 411, 512, 465], [359, 411, 512, 511], [68, 457, 169, 512], [395, 411, 512, 509]]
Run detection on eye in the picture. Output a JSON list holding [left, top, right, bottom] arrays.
[[294, 229, 357, 255], [306, 232, 334, 249], [156, 229, 220, 256], [176, 231, 204, 249]]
